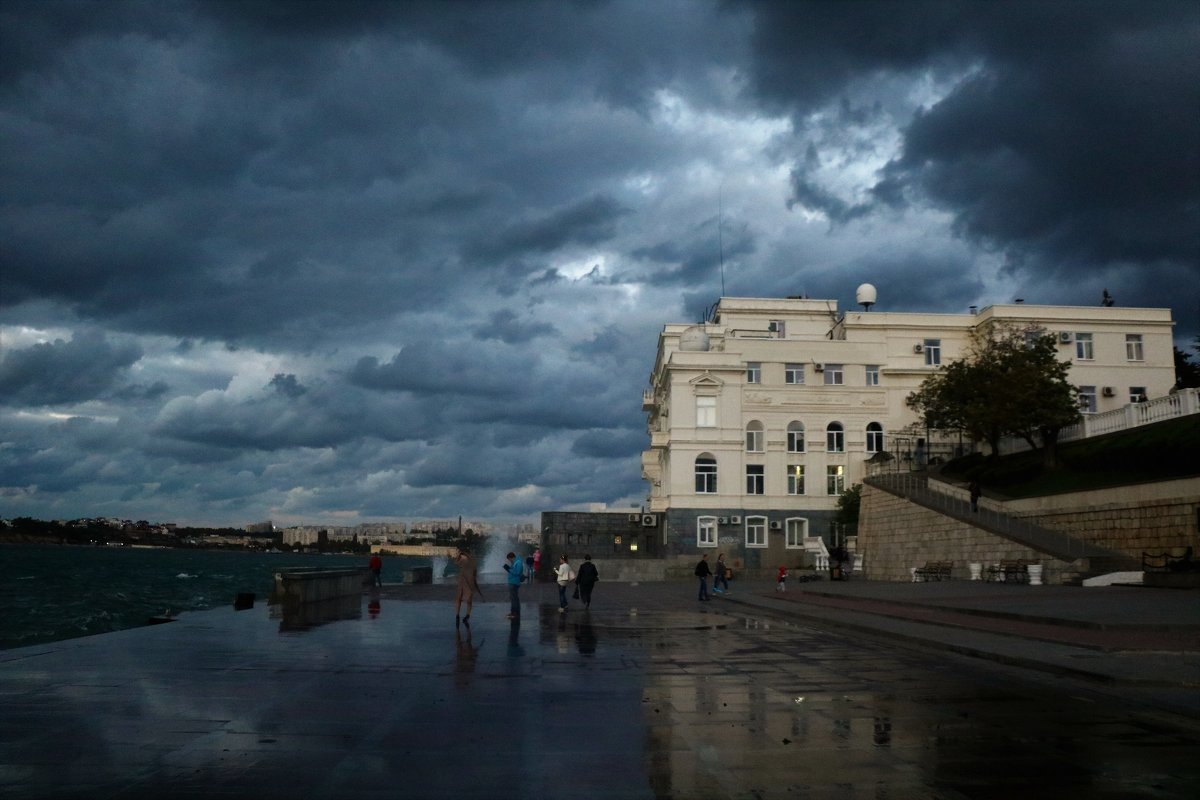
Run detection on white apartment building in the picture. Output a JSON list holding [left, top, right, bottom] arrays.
[[640, 293, 1176, 563]]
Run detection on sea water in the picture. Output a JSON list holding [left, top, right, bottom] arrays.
[[0, 545, 435, 649]]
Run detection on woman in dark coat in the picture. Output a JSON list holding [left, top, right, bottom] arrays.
[[575, 554, 600, 609]]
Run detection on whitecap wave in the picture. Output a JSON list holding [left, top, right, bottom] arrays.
[[176, 573, 197, 579]]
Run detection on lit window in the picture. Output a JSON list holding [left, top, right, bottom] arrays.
[[785, 363, 805, 384], [695, 455, 717, 493], [1129, 386, 1147, 404], [787, 465, 805, 495], [826, 422, 844, 453], [1125, 334, 1144, 361], [697, 516, 717, 547], [785, 518, 809, 548], [787, 421, 805, 453], [823, 364, 844, 385], [746, 362, 761, 383], [924, 339, 941, 366], [745, 465, 764, 495], [696, 396, 716, 427], [1075, 333, 1093, 360], [745, 516, 767, 548], [865, 422, 884, 453], [865, 365, 880, 386], [1078, 386, 1097, 413], [826, 465, 845, 495], [745, 421, 764, 452]]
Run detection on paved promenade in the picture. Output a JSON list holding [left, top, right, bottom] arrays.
[[2, 577, 1198, 799]]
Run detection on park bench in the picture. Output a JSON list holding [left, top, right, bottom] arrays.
[[986, 560, 1035, 583], [913, 560, 952, 581], [1142, 547, 1195, 573]]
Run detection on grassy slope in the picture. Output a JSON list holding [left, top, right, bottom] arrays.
[[940, 414, 1200, 499]]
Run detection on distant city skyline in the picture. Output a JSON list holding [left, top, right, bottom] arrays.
[[2, 1, 1197, 526]]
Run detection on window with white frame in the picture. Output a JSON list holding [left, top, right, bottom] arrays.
[[924, 339, 941, 366], [1078, 386, 1097, 413], [1125, 334, 1144, 361], [787, 421, 805, 452], [865, 365, 880, 386], [865, 422, 884, 453], [745, 420, 764, 452], [826, 464, 845, 495], [697, 516, 717, 547], [745, 464, 764, 495], [785, 363, 805, 384], [1130, 386, 1147, 403], [769, 320, 786, 338], [745, 516, 767, 547], [823, 363, 844, 385], [746, 362, 761, 383], [785, 518, 809, 548], [695, 455, 717, 493], [696, 396, 716, 427], [826, 421, 844, 452], [786, 465, 805, 495], [1075, 332, 1093, 360]]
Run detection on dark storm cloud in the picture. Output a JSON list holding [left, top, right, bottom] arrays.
[[473, 310, 557, 344], [349, 341, 528, 398], [465, 195, 629, 264], [0, 332, 143, 406]]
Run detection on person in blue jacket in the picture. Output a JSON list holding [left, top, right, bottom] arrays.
[[503, 551, 524, 618]]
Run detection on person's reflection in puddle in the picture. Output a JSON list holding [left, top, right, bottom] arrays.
[[574, 612, 597, 655], [368, 589, 381, 619], [454, 622, 482, 687], [506, 616, 524, 658]]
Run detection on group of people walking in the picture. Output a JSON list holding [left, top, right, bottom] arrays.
[[693, 553, 732, 600]]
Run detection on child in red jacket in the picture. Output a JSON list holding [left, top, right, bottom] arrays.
[[776, 565, 787, 592]]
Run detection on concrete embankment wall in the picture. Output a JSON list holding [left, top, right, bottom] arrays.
[[859, 477, 1199, 584]]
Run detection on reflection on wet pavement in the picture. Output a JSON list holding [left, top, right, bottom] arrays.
[[1, 588, 1197, 799]]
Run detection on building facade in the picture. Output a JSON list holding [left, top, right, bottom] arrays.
[[640, 294, 1176, 568]]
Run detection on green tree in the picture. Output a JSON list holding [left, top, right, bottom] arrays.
[[835, 483, 862, 532], [1175, 341, 1200, 389], [907, 324, 1080, 468]]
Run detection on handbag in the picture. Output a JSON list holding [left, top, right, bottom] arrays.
[[725, 568, 733, 579], [572, 586, 580, 599]]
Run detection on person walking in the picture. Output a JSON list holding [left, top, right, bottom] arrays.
[[969, 481, 982, 512], [503, 551, 523, 619], [713, 553, 730, 594], [368, 553, 383, 587], [575, 555, 599, 609], [695, 554, 712, 601], [532, 547, 542, 581], [555, 554, 573, 613], [776, 564, 788, 592], [452, 548, 482, 626]]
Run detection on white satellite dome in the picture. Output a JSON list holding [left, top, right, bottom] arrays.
[[855, 283, 877, 310], [679, 326, 710, 352]]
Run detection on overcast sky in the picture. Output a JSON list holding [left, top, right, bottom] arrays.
[[2, 0, 1197, 527]]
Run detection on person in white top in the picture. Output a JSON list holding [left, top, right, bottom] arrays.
[[555, 554, 572, 613]]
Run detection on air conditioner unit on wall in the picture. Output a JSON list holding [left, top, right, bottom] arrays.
[[1059, 331, 1073, 343], [813, 363, 824, 372], [730, 515, 742, 524], [1102, 387, 1115, 397], [913, 343, 924, 353], [627, 513, 640, 523], [641, 514, 657, 527], [717, 517, 729, 524], [769, 521, 782, 530]]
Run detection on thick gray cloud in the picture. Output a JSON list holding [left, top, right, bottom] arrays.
[[1, 0, 1195, 526]]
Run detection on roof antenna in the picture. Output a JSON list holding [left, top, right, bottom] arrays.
[[718, 183, 726, 297]]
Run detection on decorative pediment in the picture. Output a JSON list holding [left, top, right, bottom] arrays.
[[688, 371, 724, 388]]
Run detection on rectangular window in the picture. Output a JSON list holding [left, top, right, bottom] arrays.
[[785, 518, 808, 548], [823, 364, 844, 385], [1078, 386, 1097, 413], [697, 517, 717, 547], [787, 427, 805, 453], [746, 362, 761, 383], [786, 465, 805, 495], [827, 427, 844, 453], [1075, 333, 1093, 360], [696, 396, 716, 427], [924, 339, 942, 366], [769, 320, 786, 338], [1130, 386, 1147, 404], [826, 465, 845, 495], [1125, 334, 1144, 361], [745, 517, 767, 548], [745, 426, 764, 452], [745, 465, 764, 495], [865, 365, 880, 386], [695, 458, 717, 493], [785, 363, 805, 384]]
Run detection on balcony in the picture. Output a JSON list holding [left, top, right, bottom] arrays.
[[642, 389, 655, 411]]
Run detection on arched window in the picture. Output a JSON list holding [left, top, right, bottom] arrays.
[[695, 454, 717, 493], [697, 516, 718, 547], [826, 422, 844, 453], [787, 421, 805, 453], [866, 422, 884, 453], [745, 420, 764, 452]]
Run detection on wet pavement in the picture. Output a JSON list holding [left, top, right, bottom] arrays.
[[1, 579, 1199, 799]]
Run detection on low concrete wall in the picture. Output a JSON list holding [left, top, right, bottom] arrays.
[[274, 567, 366, 604]]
